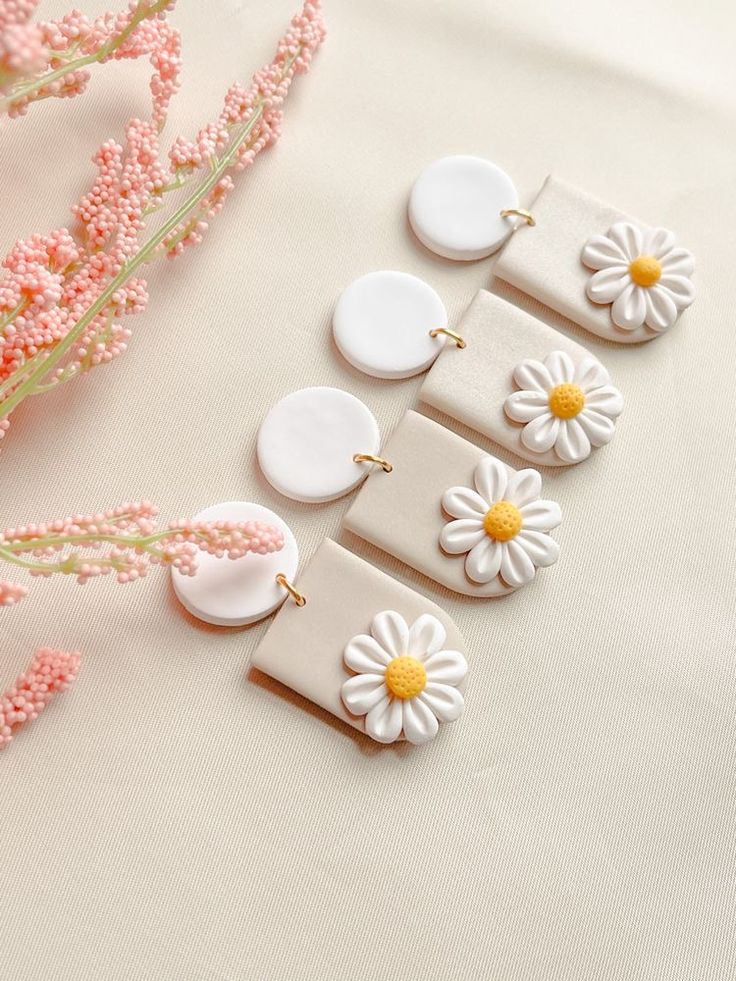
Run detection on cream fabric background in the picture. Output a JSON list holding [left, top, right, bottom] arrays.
[[1, 1, 735, 978]]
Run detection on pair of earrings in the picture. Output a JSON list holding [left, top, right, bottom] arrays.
[[408, 155, 696, 344], [172, 154, 696, 748]]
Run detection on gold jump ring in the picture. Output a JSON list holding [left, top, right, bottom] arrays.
[[430, 327, 466, 349], [500, 207, 536, 227], [276, 573, 306, 607], [353, 453, 393, 473]]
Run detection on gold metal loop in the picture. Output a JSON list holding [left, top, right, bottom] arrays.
[[500, 207, 536, 227], [353, 453, 393, 473], [430, 327, 466, 349], [276, 573, 306, 607]]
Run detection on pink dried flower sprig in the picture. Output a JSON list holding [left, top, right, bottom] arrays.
[[1, 646, 81, 749], [0, 501, 284, 601], [0, 1, 326, 444], [0, 0, 181, 125]]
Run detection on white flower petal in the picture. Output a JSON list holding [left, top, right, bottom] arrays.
[[424, 649, 468, 685], [555, 417, 591, 463], [512, 359, 554, 394], [659, 248, 695, 278], [581, 234, 627, 270], [658, 275, 696, 310], [521, 412, 559, 454], [474, 456, 507, 504], [611, 282, 646, 330], [574, 356, 610, 393], [544, 350, 575, 384], [419, 683, 465, 723], [607, 222, 643, 262], [644, 286, 678, 332], [505, 468, 542, 507], [583, 384, 624, 417], [504, 390, 550, 423], [370, 611, 408, 659], [407, 613, 446, 658], [344, 634, 392, 674], [577, 408, 617, 447], [500, 539, 537, 588], [644, 227, 676, 258], [401, 697, 439, 745], [465, 537, 502, 584], [441, 485, 489, 520], [440, 518, 485, 555], [515, 530, 559, 568], [586, 266, 631, 305], [519, 499, 562, 532], [365, 694, 403, 744], [341, 674, 387, 716]]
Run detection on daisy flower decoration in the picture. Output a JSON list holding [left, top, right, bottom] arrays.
[[341, 611, 467, 745], [582, 221, 695, 333], [440, 457, 561, 589], [504, 350, 624, 464]]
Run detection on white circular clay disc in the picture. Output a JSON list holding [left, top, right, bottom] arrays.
[[172, 501, 298, 626], [333, 270, 448, 379], [257, 387, 380, 503], [408, 155, 518, 260]]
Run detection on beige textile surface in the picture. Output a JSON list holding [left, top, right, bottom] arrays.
[[1, 1, 735, 979]]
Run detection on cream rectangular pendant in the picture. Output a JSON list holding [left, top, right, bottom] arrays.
[[251, 539, 468, 745], [343, 411, 562, 597], [419, 290, 624, 467], [494, 176, 695, 344]]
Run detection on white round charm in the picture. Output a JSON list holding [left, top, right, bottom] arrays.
[[172, 501, 298, 626], [409, 155, 518, 260], [257, 387, 381, 503], [333, 270, 448, 379]]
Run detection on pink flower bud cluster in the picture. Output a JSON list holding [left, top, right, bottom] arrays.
[[0, 2, 44, 81], [0, 647, 81, 749], [0, 502, 284, 592], [2, 1, 182, 124], [0, 2, 325, 442], [0, 578, 28, 606]]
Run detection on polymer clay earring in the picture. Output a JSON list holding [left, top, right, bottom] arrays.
[[420, 290, 624, 466], [252, 539, 468, 745], [343, 410, 562, 597], [494, 176, 696, 343], [257, 386, 392, 503]]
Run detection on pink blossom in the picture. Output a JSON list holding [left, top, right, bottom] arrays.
[[0, 647, 81, 749], [0, 578, 27, 606], [0, 501, 285, 592], [0, 2, 325, 442], [1, 0, 182, 124]]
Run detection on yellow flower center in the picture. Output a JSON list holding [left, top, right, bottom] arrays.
[[548, 383, 585, 420], [483, 501, 523, 542], [385, 656, 427, 700], [628, 254, 662, 287]]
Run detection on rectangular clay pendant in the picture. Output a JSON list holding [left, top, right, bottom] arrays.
[[343, 411, 561, 597], [494, 175, 694, 344], [251, 539, 467, 744], [419, 289, 623, 467]]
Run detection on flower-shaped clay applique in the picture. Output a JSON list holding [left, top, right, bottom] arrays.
[[582, 222, 695, 332], [341, 610, 467, 745], [504, 350, 623, 464], [440, 457, 561, 588]]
